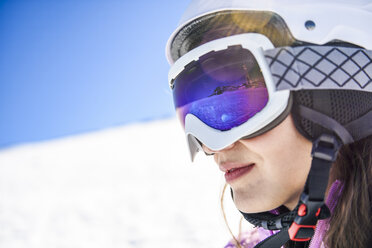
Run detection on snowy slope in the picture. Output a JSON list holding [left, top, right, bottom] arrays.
[[0, 118, 250, 248]]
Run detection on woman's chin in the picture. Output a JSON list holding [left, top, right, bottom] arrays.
[[233, 197, 277, 214]]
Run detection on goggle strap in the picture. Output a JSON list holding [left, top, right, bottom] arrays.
[[265, 46, 372, 92]]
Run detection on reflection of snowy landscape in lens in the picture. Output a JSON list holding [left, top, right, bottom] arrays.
[[173, 46, 269, 130], [178, 86, 268, 131]]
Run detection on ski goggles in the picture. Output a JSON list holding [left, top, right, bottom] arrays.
[[169, 34, 290, 159], [168, 33, 372, 160]]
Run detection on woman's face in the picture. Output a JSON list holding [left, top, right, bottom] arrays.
[[203, 114, 313, 213]]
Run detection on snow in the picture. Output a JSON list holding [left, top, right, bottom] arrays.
[[0, 118, 251, 248]]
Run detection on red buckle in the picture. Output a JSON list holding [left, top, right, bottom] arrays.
[[316, 207, 321, 217], [298, 204, 307, 216], [288, 222, 316, 242]]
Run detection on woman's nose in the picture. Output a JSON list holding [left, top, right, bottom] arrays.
[[202, 142, 236, 155]]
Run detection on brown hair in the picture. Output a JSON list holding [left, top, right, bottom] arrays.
[[221, 136, 372, 247], [325, 136, 372, 247]]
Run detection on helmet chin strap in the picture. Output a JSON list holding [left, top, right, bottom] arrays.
[[237, 134, 340, 248]]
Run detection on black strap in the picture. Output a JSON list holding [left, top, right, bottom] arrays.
[[305, 158, 332, 201], [345, 110, 372, 141], [241, 206, 298, 230], [306, 134, 341, 200], [255, 228, 290, 248], [298, 105, 354, 144]]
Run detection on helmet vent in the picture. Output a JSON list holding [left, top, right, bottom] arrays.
[[294, 91, 314, 138], [330, 90, 372, 124]]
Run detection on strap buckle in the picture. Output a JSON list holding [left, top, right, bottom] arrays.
[[288, 193, 329, 242], [311, 134, 341, 162], [288, 223, 315, 242]]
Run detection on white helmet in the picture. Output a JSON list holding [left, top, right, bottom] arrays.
[[167, 0, 372, 161], [165, 2, 372, 246], [166, 0, 372, 64]]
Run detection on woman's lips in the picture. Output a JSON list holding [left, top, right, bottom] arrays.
[[224, 164, 255, 183]]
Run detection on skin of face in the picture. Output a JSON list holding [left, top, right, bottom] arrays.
[[203, 114, 313, 213]]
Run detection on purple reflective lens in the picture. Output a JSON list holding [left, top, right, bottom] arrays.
[[172, 45, 268, 131]]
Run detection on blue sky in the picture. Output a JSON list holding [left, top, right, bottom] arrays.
[[0, 0, 190, 148]]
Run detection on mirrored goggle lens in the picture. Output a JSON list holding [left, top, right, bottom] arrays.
[[172, 45, 269, 131]]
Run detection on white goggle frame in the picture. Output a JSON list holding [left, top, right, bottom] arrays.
[[168, 34, 290, 161]]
